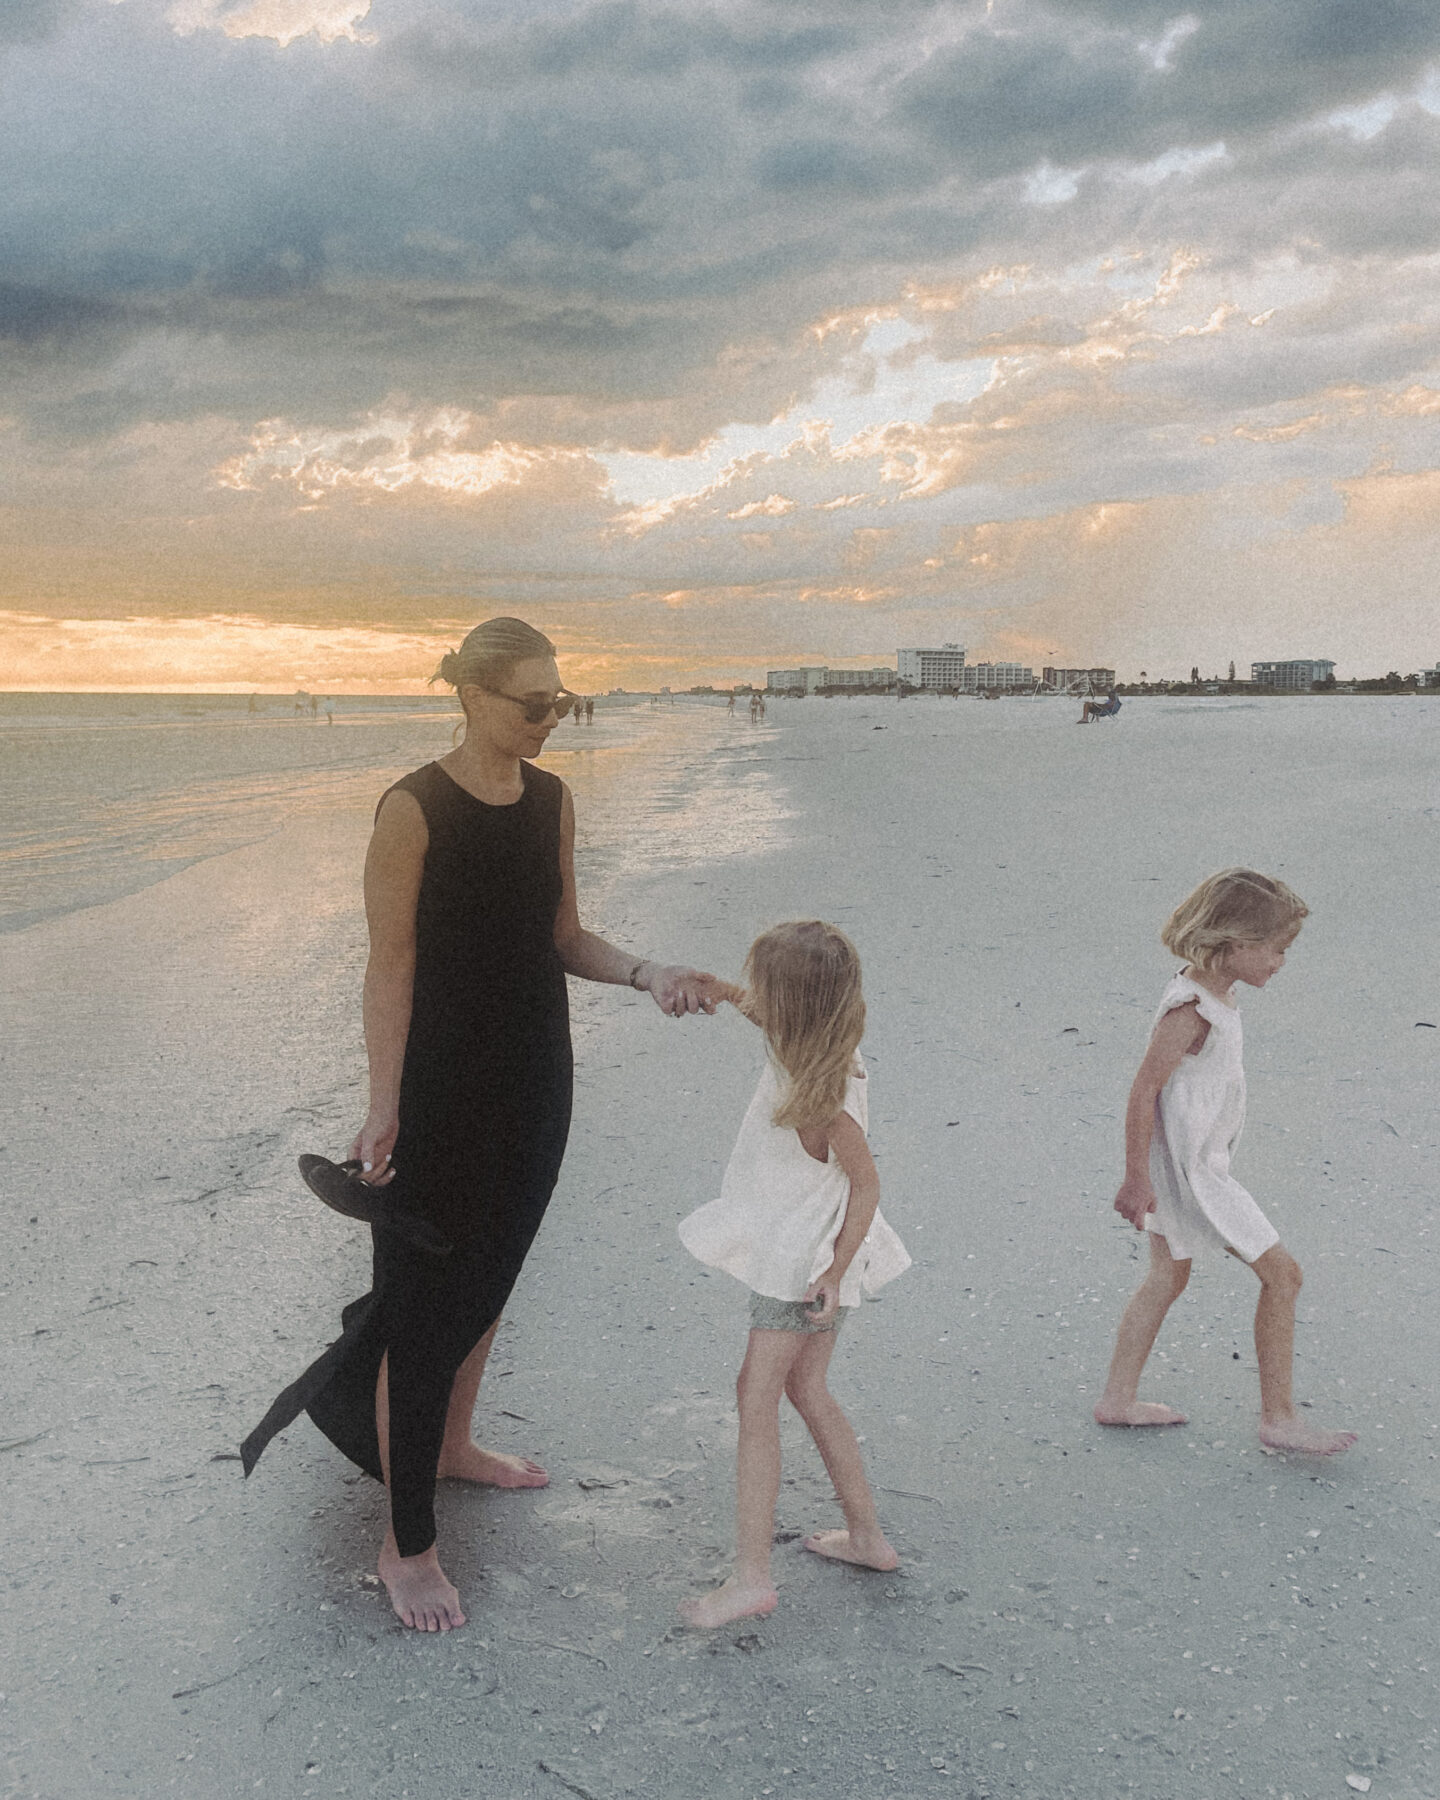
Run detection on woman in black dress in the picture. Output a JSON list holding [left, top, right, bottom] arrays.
[[244, 618, 724, 1631]]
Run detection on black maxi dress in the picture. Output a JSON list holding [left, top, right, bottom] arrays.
[[242, 759, 573, 1556]]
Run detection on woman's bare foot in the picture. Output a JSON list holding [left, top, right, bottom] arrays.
[[1094, 1399, 1188, 1426], [678, 1576, 778, 1628], [801, 1528, 899, 1571], [1259, 1416, 1357, 1456], [377, 1534, 466, 1632], [436, 1442, 549, 1488]]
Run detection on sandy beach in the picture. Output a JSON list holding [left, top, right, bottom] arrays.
[[2, 695, 1438, 1800]]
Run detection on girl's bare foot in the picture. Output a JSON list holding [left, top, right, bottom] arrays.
[[678, 1577, 778, 1628], [436, 1443, 549, 1488], [1094, 1400, 1188, 1426], [801, 1528, 898, 1571], [377, 1534, 466, 1632], [1259, 1416, 1357, 1456]]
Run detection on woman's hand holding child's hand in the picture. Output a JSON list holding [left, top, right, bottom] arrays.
[[643, 966, 732, 1015], [1113, 1176, 1156, 1230], [803, 1267, 842, 1323]]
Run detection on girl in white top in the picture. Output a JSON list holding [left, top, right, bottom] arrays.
[[1095, 869, 1355, 1456], [677, 921, 910, 1627]]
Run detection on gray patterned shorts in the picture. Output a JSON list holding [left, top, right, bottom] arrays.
[[748, 1293, 850, 1335]]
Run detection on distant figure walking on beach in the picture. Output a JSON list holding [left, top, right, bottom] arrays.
[[243, 617, 727, 1632], [1094, 869, 1355, 1456], [1079, 690, 1121, 723], [584, 696, 594, 724], [727, 693, 736, 716], [324, 696, 334, 726], [677, 922, 910, 1627]]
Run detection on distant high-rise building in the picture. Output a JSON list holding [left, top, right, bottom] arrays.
[[957, 661, 1033, 692], [819, 666, 897, 690], [765, 665, 896, 693], [765, 666, 828, 693], [1251, 659, 1335, 691], [1042, 666, 1116, 694], [897, 644, 967, 689]]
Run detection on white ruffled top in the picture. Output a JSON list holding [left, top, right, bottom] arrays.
[[678, 1058, 911, 1305]]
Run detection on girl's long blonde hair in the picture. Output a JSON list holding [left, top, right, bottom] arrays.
[[745, 921, 865, 1130], [1161, 868, 1309, 970]]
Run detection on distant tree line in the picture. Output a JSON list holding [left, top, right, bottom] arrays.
[[1117, 671, 1435, 696]]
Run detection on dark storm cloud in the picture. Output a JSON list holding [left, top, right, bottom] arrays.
[[0, 0, 81, 44], [389, 0, 858, 84], [1193, 112, 1440, 262], [894, 1, 1440, 176], [3, 0, 1440, 448], [0, 281, 127, 344]]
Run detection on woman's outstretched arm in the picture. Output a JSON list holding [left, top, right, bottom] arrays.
[[551, 783, 727, 1016], [350, 789, 427, 1182]]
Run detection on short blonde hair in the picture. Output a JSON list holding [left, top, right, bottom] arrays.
[[1162, 868, 1309, 970], [745, 921, 865, 1131]]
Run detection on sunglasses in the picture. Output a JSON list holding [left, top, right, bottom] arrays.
[[480, 686, 578, 725]]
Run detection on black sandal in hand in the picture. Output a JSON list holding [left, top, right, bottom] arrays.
[[297, 1155, 453, 1256]]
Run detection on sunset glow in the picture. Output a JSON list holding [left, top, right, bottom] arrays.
[[6, 2, 1440, 688]]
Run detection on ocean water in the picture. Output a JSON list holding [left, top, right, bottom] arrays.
[[0, 693, 790, 934]]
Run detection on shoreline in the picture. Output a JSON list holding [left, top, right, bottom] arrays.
[[1, 696, 1436, 1799], [0, 699, 741, 938]]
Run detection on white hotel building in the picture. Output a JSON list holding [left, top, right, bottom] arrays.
[[1250, 659, 1336, 690], [956, 661, 1034, 692], [897, 645, 1034, 692], [1042, 665, 1116, 694], [766, 647, 1040, 695], [897, 644, 967, 689], [766, 665, 896, 693]]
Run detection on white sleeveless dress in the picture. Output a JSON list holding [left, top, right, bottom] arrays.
[[1145, 972, 1279, 1264], [678, 1060, 910, 1305]]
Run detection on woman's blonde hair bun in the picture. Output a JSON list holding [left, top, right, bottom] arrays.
[[430, 617, 557, 697]]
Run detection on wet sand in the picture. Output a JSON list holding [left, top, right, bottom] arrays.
[[2, 697, 1437, 1800]]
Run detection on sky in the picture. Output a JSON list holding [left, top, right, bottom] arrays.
[[4, 0, 1440, 690]]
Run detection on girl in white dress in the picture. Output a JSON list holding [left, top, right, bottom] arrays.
[[1095, 869, 1355, 1455], [677, 921, 910, 1627]]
